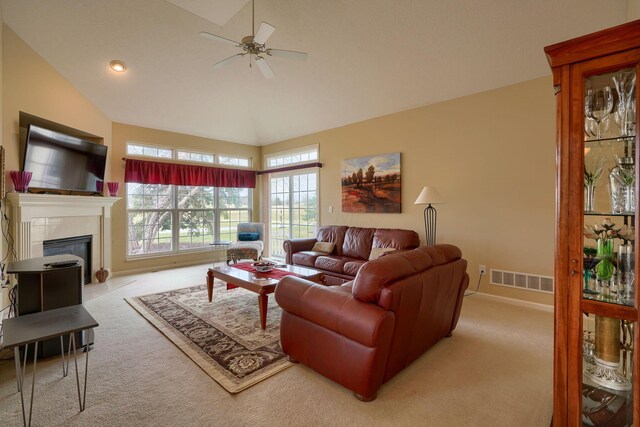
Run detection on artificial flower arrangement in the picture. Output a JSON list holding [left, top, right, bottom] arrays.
[[583, 218, 634, 281]]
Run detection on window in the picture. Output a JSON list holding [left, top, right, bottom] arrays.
[[176, 150, 214, 164], [265, 145, 318, 169], [218, 155, 251, 167], [126, 144, 252, 257], [267, 146, 319, 258], [127, 143, 172, 159]]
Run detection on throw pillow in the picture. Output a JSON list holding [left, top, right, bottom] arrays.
[[368, 247, 396, 261], [311, 241, 335, 254], [238, 232, 260, 241]]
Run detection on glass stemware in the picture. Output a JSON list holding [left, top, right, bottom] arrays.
[[585, 116, 611, 139], [614, 98, 636, 137], [613, 72, 636, 136], [585, 87, 614, 140], [584, 150, 605, 212]]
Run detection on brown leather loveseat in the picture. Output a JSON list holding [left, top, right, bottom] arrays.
[[283, 225, 420, 285], [274, 244, 469, 401]]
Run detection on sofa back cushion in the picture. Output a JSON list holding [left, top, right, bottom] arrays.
[[372, 228, 420, 250], [342, 227, 375, 260], [353, 244, 462, 304], [316, 226, 348, 256]]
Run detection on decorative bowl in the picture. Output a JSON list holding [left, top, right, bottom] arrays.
[[254, 261, 276, 273]]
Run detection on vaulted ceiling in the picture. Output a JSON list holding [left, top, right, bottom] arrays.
[[1, 0, 631, 145]]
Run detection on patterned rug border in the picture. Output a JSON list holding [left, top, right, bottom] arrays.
[[125, 284, 292, 394]]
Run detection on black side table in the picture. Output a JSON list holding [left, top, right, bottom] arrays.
[[3, 304, 99, 426]]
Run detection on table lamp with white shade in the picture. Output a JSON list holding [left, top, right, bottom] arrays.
[[414, 186, 445, 245]]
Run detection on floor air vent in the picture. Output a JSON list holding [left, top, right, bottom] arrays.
[[490, 269, 553, 294]]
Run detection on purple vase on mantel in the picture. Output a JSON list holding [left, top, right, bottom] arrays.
[[10, 171, 32, 193], [96, 180, 104, 194], [107, 181, 120, 197]]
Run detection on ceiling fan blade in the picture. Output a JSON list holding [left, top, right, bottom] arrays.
[[213, 54, 245, 69], [254, 21, 276, 45], [267, 49, 308, 61], [255, 56, 275, 79], [199, 31, 241, 47]]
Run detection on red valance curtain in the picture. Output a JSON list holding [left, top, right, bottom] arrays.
[[124, 158, 256, 188]]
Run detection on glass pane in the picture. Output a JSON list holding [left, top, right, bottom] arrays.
[[219, 188, 249, 209], [219, 209, 249, 242], [177, 150, 215, 163], [178, 210, 214, 250], [582, 313, 634, 425], [177, 186, 215, 209], [127, 210, 172, 255], [583, 68, 636, 307], [127, 183, 173, 209]]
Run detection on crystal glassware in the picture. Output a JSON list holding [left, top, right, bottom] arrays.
[[585, 87, 614, 140], [584, 151, 605, 212], [612, 71, 636, 136]]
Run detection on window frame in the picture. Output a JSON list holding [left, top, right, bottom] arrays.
[[125, 143, 253, 260]]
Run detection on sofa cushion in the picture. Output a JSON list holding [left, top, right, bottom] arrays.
[[315, 255, 359, 274], [292, 251, 324, 268], [372, 229, 420, 250], [311, 241, 336, 254], [317, 226, 348, 256], [418, 244, 462, 266], [342, 227, 375, 260], [344, 260, 367, 276], [368, 247, 396, 260], [353, 250, 433, 303]]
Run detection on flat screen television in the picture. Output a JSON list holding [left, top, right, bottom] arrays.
[[22, 124, 108, 193]]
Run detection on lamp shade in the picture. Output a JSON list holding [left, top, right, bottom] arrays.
[[414, 186, 445, 205]]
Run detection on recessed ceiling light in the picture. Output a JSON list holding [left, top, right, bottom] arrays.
[[109, 60, 127, 72]]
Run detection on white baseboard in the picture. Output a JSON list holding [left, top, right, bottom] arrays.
[[111, 260, 214, 278], [473, 291, 554, 312]]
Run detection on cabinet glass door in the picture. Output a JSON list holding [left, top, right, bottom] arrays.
[[581, 65, 637, 425], [583, 68, 636, 307], [582, 312, 634, 425]]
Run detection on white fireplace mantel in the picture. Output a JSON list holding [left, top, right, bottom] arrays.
[[6, 193, 120, 280]]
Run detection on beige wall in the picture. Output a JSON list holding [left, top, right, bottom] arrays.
[[1, 24, 112, 310], [629, 0, 640, 20], [2, 25, 112, 178], [262, 76, 556, 305], [111, 123, 261, 274]]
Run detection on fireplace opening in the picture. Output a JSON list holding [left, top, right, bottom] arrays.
[[43, 235, 92, 284]]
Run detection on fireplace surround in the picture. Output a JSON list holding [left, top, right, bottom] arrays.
[[6, 193, 119, 284]]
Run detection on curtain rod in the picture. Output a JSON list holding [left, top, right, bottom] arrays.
[[256, 162, 322, 176]]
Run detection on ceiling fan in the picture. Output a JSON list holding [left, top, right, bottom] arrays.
[[198, 0, 307, 79]]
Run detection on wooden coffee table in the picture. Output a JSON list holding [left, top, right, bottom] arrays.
[[206, 264, 324, 330]]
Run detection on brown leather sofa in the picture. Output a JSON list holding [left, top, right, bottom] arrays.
[[283, 225, 420, 285], [274, 244, 469, 401]]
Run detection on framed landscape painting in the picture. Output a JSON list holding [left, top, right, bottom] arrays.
[[341, 152, 401, 213]]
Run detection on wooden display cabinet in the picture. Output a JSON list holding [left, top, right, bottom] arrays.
[[546, 20, 640, 425]]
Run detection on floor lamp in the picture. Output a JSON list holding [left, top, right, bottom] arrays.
[[414, 186, 445, 245]]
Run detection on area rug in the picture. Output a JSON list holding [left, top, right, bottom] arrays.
[[125, 281, 291, 393]]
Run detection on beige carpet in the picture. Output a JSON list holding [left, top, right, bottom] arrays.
[[0, 263, 553, 426], [125, 282, 291, 393]]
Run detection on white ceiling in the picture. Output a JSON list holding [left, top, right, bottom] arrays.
[[0, 0, 631, 146]]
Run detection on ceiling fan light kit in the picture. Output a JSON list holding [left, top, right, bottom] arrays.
[[199, 0, 307, 79]]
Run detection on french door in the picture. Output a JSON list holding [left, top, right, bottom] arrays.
[[269, 171, 318, 258]]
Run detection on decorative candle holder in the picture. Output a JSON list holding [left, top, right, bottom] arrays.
[[107, 181, 120, 196], [96, 180, 104, 194], [10, 171, 33, 193]]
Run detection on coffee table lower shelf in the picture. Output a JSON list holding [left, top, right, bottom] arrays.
[[206, 264, 324, 330]]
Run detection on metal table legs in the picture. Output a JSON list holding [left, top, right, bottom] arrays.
[[13, 331, 92, 426]]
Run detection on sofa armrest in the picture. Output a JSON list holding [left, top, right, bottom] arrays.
[[283, 238, 317, 264], [275, 276, 394, 347]]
